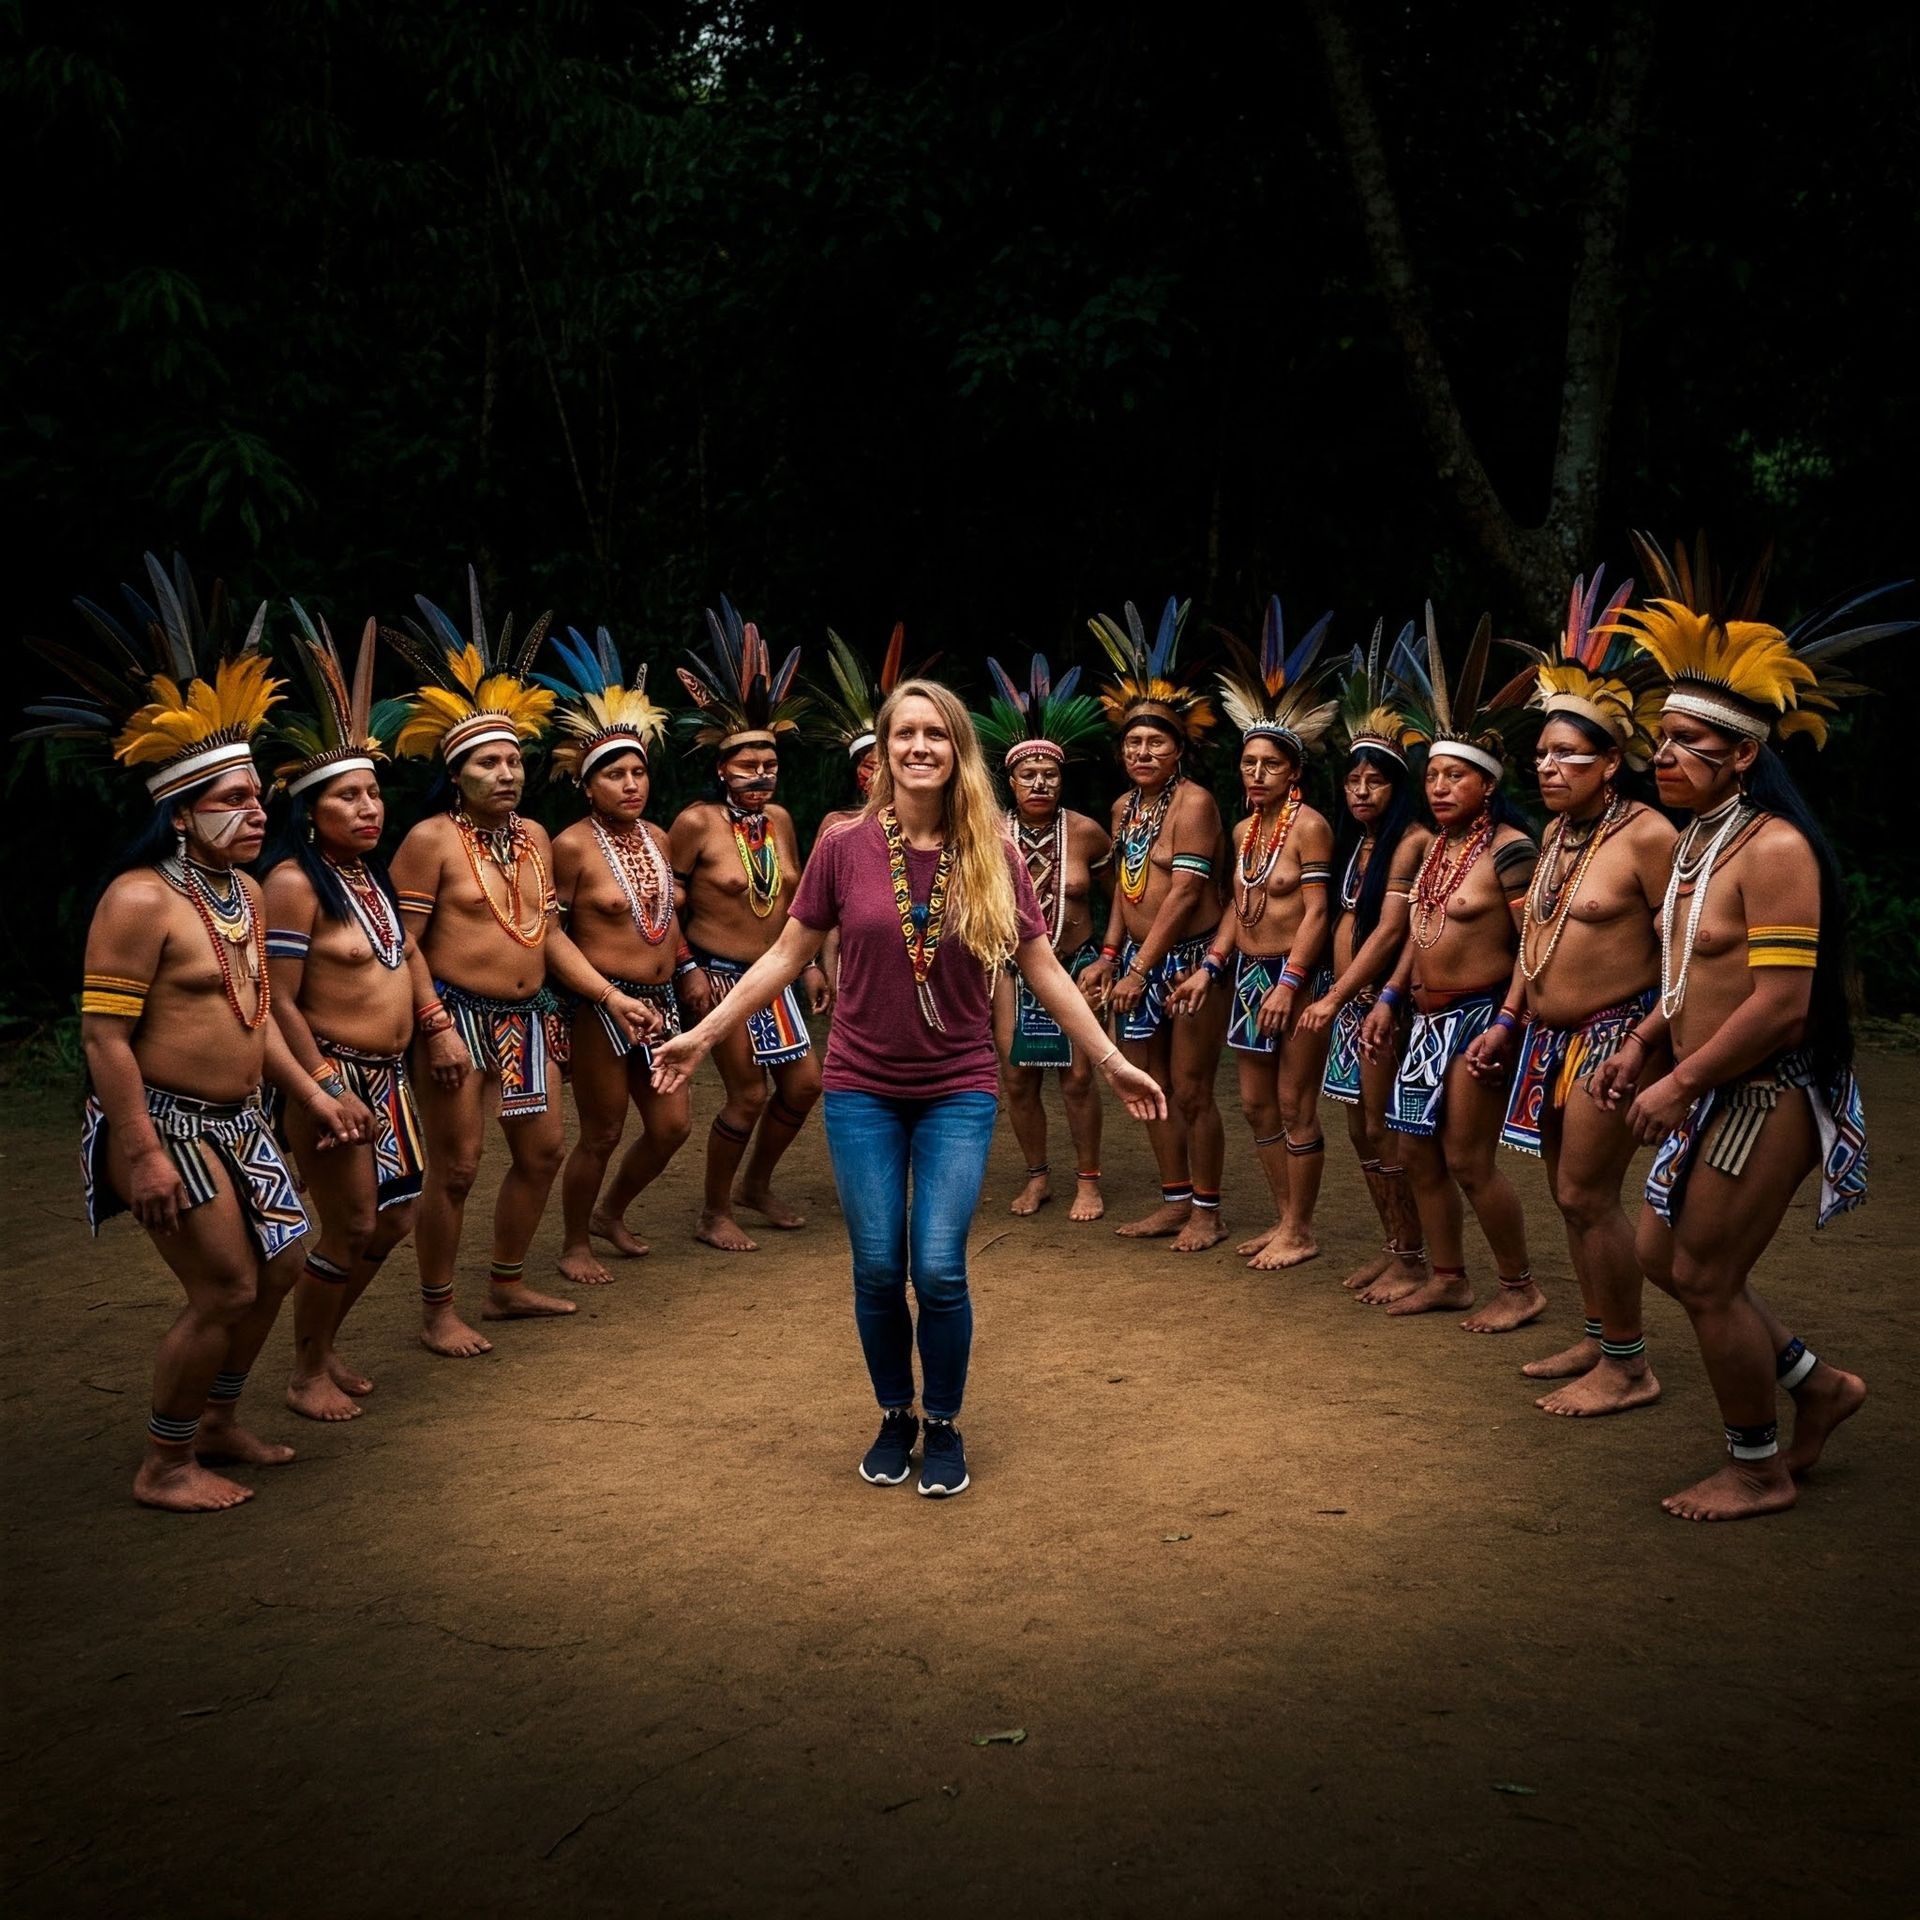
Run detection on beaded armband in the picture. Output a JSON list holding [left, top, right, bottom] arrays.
[[80, 972, 149, 1020], [1299, 863, 1333, 889], [1747, 924, 1818, 969], [395, 890, 435, 917], [266, 929, 312, 960], [1170, 853, 1214, 878], [1277, 964, 1306, 991]]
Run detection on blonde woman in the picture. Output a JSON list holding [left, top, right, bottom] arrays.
[[652, 679, 1166, 1498]]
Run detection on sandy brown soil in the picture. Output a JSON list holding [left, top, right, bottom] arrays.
[[3, 1046, 1917, 1918]]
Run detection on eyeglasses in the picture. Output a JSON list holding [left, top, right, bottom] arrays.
[[1533, 749, 1601, 770]]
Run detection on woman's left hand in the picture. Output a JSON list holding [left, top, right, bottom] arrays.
[[1105, 1057, 1168, 1122], [1627, 1071, 1693, 1145]]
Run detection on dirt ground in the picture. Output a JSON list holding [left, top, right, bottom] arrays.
[[3, 1043, 1916, 1919]]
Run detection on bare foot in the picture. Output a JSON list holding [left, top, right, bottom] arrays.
[[1237, 1223, 1281, 1257], [1069, 1179, 1105, 1223], [1783, 1364, 1867, 1476], [1662, 1460, 1796, 1522], [420, 1306, 494, 1358], [194, 1421, 296, 1467], [286, 1373, 362, 1423], [326, 1352, 374, 1396], [1116, 1202, 1193, 1239], [1460, 1280, 1547, 1334], [1343, 1244, 1396, 1292], [1358, 1262, 1428, 1307], [735, 1186, 806, 1229], [590, 1209, 651, 1258], [1384, 1270, 1474, 1317], [1536, 1359, 1662, 1418], [1249, 1233, 1319, 1272], [1171, 1210, 1228, 1253], [1522, 1333, 1601, 1380], [1010, 1174, 1052, 1217], [483, 1283, 579, 1320], [557, 1243, 615, 1287], [696, 1209, 758, 1252], [133, 1455, 254, 1513]]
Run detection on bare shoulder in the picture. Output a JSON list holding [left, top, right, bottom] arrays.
[[97, 868, 173, 919], [1296, 805, 1335, 853], [262, 860, 318, 915], [1623, 803, 1677, 851], [1491, 821, 1536, 852], [551, 816, 595, 856], [670, 799, 723, 834], [1175, 779, 1223, 826], [1067, 808, 1110, 854], [397, 813, 456, 856], [1744, 812, 1816, 869], [644, 819, 674, 855], [520, 816, 555, 853]]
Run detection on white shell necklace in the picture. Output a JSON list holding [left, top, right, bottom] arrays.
[[1658, 792, 1751, 1020]]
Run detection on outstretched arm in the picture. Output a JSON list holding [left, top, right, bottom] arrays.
[[650, 917, 827, 1093], [1017, 936, 1167, 1121]]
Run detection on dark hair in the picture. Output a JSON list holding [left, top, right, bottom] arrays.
[[100, 800, 181, 886], [1540, 710, 1657, 806], [1743, 744, 1853, 1085], [258, 795, 402, 924], [1333, 746, 1419, 946]]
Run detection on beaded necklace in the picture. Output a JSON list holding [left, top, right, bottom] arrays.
[[1410, 807, 1494, 951], [453, 809, 549, 949], [1519, 797, 1625, 984], [1236, 788, 1302, 928], [881, 807, 954, 1030], [592, 814, 673, 946], [162, 857, 271, 1030], [1008, 808, 1068, 949], [727, 805, 782, 918], [1117, 774, 1182, 903], [1659, 793, 1753, 1020], [325, 856, 406, 969], [1339, 834, 1375, 914]]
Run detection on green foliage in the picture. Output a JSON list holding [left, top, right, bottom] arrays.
[[1841, 873, 1920, 1012]]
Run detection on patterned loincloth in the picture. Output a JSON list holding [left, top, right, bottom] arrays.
[[1499, 987, 1656, 1158], [1116, 933, 1211, 1043], [1228, 955, 1333, 1056], [1388, 989, 1499, 1138], [315, 1038, 426, 1209], [1320, 988, 1381, 1106], [439, 979, 565, 1120], [585, 976, 682, 1067], [1645, 1050, 1868, 1230], [82, 1084, 310, 1261], [697, 951, 811, 1066], [1010, 939, 1100, 1069]]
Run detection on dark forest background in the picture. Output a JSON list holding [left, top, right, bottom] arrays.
[[5, 0, 1917, 1060]]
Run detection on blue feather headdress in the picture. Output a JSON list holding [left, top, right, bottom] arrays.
[[1215, 596, 1339, 759], [534, 624, 670, 782], [676, 596, 809, 756], [1334, 618, 1426, 764], [1089, 596, 1215, 744], [971, 652, 1108, 768]]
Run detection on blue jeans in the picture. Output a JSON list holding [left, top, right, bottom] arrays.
[[822, 1090, 999, 1421]]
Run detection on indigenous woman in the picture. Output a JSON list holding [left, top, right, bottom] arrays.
[[650, 679, 1166, 1498], [25, 553, 357, 1511], [1469, 571, 1675, 1416], [814, 621, 904, 841], [1168, 598, 1339, 1270], [1358, 606, 1543, 1331], [385, 572, 661, 1356], [1078, 598, 1232, 1250], [668, 599, 826, 1252], [262, 603, 451, 1422], [1586, 537, 1894, 1520], [1293, 623, 1432, 1296], [540, 627, 707, 1284], [973, 651, 1113, 1219]]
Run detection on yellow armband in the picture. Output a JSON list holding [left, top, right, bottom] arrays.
[[81, 972, 149, 1019], [1747, 924, 1818, 969]]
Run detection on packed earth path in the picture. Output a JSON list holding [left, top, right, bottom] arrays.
[[3, 1042, 1916, 1918]]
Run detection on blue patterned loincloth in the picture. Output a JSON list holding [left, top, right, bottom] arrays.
[[1389, 989, 1499, 1138], [1117, 933, 1211, 1043]]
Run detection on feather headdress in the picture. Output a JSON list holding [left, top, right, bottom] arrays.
[[533, 625, 670, 782], [383, 566, 555, 764], [1503, 566, 1665, 769], [1215, 596, 1339, 759], [1392, 603, 1532, 780], [971, 652, 1108, 768], [272, 601, 408, 796], [21, 551, 280, 801], [816, 622, 907, 761], [676, 596, 808, 756], [1334, 619, 1426, 764], [1089, 596, 1214, 743], [1604, 532, 1913, 749]]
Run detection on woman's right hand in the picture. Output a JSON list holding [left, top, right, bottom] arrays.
[[1295, 994, 1337, 1037], [128, 1144, 190, 1234], [1078, 956, 1115, 1008], [424, 1028, 473, 1092], [1358, 999, 1396, 1064], [1105, 1057, 1168, 1123], [649, 1027, 711, 1095]]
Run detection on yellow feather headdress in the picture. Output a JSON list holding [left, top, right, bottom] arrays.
[[534, 625, 670, 782], [1603, 532, 1913, 750], [1503, 566, 1666, 769], [21, 552, 280, 801], [271, 600, 407, 796], [1089, 595, 1216, 744], [1334, 619, 1428, 765], [382, 567, 554, 764], [1214, 595, 1340, 759]]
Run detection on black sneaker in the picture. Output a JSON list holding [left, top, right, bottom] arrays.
[[918, 1419, 970, 1498], [859, 1409, 919, 1485]]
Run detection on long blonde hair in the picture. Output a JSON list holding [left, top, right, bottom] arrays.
[[864, 677, 1019, 968]]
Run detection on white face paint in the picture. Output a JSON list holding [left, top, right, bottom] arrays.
[[189, 778, 265, 850]]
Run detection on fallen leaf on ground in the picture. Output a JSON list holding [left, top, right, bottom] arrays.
[[1315, 1508, 1347, 1516], [1492, 1782, 1537, 1796], [973, 1728, 1027, 1747], [1162, 1532, 1192, 1543]]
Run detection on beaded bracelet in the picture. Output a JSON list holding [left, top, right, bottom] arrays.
[[1379, 983, 1404, 1012], [1277, 964, 1306, 992], [1100, 943, 1121, 961], [1201, 954, 1225, 982], [1492, 1007, 1521, 1035]]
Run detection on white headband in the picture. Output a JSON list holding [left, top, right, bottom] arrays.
[[145, 739, 256, 801], [442, 716, 523, 762], [579, 734, 648, 778], [1427, 740, 1504, 780], [847, 730, 877, 760], [1663, 687, 1771, 743], [287, 753, 377, 798]]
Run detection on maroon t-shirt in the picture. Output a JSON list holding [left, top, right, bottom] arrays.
[[791, 815, 1049, 1098]]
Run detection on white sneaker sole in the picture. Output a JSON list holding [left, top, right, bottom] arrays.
[[917, 1471, 970, 1498], [859, 1462, 914, 1486]]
